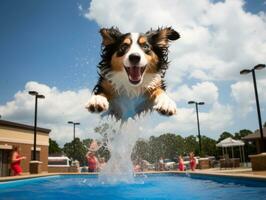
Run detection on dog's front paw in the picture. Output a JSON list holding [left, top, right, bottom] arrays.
[[153, 93, 177, 116], [86, 95, 109, 113]]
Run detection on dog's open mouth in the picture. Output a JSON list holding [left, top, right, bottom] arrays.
[[124, 66, 146, 85]]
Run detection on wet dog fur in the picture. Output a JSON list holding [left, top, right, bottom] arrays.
[[86, 27, 180, 120]]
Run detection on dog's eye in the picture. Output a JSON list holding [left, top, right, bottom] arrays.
[[142, 43, 150, 51], [119, 44, 129, 52]]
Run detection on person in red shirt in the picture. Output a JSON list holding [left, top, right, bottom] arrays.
[[178, 155, 185, 171], [189, 152, 197, 171], [11, 146, 26, 176], [86, 151, 98, 172]]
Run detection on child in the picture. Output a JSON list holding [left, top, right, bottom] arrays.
[[178, 155, 185, 171], [189, 152, 197, 171], [86, 151, 98, 172]]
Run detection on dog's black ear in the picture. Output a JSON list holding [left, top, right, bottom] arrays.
[[146, 27, 180, 48], [100, 27, 122, 46]]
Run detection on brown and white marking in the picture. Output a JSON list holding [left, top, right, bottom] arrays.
[[86, 27, 180, 119]]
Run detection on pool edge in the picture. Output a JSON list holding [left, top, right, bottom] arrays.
[[1, 171, 266, 183]]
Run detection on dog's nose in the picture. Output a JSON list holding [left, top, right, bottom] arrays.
[[129, 53, 141, 65]]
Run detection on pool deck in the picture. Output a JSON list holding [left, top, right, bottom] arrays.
[[1, 168, 266, 182], [180, 168, 266, 180]]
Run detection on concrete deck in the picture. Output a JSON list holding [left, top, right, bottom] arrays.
[[1, 168, 266, 183], [185, 167, 266, 180]]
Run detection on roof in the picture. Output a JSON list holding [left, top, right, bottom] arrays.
[[216, 137, 244, 147], [242, 127, 266, 140], [0, 119, 51, 134]]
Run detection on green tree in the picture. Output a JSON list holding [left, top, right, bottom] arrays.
[[201, 135, 217, 157], [175, 135, 185, 156], [143, 134, 203, 162], [184, 135, 199, 156], [158, 133, 180, 160], [162, 133, 184, 160], [234, 129, 252, 140], [148, 136, 163, 163], [217, 131, 233, 142], [63, 137, 87, 166], [49, 138, 62, 156], [83, 138, 93, 149], [131, 139, 150, 161]]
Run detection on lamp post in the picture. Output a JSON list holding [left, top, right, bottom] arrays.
[[68, 121, 80, 141], [240, 64, 266, 153], [29, 91, 45, 160], [68, 121, 80, 160], [188, 101, 205, 156]]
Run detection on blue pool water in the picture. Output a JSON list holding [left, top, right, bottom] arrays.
[[0, 174, 266, 200]]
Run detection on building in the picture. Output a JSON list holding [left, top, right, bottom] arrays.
[[0, 119, 50, 176], [242, 127, 266, 153]]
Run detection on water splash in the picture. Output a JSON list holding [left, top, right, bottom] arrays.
[[97, 117, 143, 184]]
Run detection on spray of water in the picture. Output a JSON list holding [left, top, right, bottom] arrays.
[[96, 117, 144, 184]]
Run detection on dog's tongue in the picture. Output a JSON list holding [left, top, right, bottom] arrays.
[[129, 66, 141, 81]]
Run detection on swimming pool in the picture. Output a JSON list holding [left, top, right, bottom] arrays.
[[0, 174, 266, 200]]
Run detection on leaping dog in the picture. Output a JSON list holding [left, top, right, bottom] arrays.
[[86, 27, 180, 120]]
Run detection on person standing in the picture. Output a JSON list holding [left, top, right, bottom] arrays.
[[11, 146, 26, 176], [159, 157, 165, 171], [86, 151, 98, 172], [178, 155, 185, 171], [189, 152, 197, 171]]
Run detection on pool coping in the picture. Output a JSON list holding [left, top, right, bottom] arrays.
[[145, 170, 266, 181], [1, 170, 266, 183], [176, 171, 266, 181]]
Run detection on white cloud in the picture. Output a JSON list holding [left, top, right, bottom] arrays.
[[0, 81, 101, 146], [0, 81, 233, 141], [85, 0, 266, 85], [151, 101, 233, 138], [137, 81, 233, 139], [189, 69, 210, 81], [170, 81, 219, 104], [231, 79, 266, 117], [78, 0, 266, 137], [4, 0, 265, 145]]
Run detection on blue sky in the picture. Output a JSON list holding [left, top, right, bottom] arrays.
[[0, 0, 100, 104], [0, 0, 266, 144], [0, 0, 265, 104]]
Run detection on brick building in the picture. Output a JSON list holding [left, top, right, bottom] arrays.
[[0, 119, 50, 176], [242, 127, 266, 153]]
